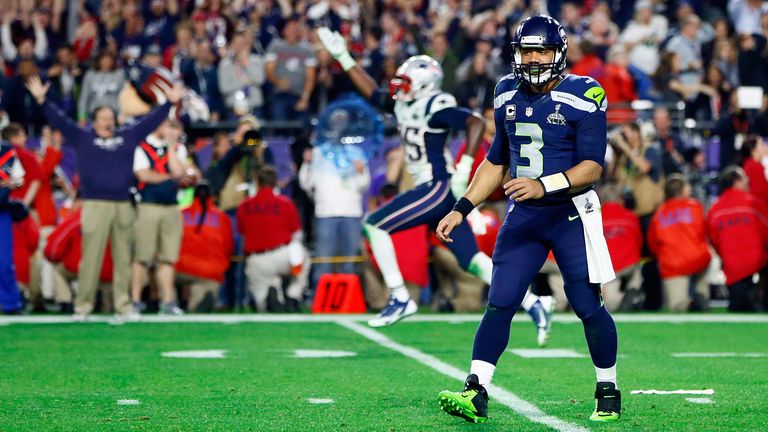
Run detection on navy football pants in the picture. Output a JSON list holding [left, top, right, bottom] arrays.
[[472, 198, 618, 368], [366, 180, 479, 270]]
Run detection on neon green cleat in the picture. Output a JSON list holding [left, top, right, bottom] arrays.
[[589, 382, 621, 422], [438, 374, 488, 424]]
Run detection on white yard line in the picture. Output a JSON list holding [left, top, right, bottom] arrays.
[[672, 352, 768, 358], [685, 397, 713, 404], [2, 313, 768, 326], [631, 389, 714, 395], [337, 320, 588, 432]]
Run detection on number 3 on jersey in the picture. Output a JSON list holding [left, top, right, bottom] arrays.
[[515, 122, 544, 178], [401, 127, 426, 163]]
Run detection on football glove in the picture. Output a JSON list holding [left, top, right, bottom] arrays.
[[317, 27, 356, 71], [451, 154, 474, 199]]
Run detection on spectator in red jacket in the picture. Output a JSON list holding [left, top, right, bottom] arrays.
[[44, 199, 114, 312], [237, 166, 309, 312], [600, 45, 637, 124], [738, 136, 768, 210], [2, 124, 42, 208], [33, 127, 64, 307], [707, 167, 768, 311], [12, 215, 39, 297], [648, 175, 711, 311], [176, 183, 233, 312], [599, 183, 643, 311]]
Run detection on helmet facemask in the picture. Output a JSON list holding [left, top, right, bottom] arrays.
[[389, 75, 413, 101], [512, 43, 566, 86]]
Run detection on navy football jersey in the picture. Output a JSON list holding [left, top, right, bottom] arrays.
[[487, 73, 608, 204]]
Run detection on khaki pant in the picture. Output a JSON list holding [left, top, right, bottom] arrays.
[[540, 260, 567, 312], [77, 200, 134, 315], [177, 272, 219, 312], [55, 265, 113, 312], [431, 246, 486, 312], [601, 265, 642, 312], [244, 245, 310, 311], [663, 271, 709, 312], [134, 203, 182, 264], [362, 260, 422, 310]]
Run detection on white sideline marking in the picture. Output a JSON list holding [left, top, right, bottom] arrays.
[[631, 389, 714, 395], [117, 399, 141, 405], [672, 352, 768, 358], [307, 398, 334, 404], [161, 350, 227, 359], [686, 397, 713, 404], [292, 349, 357, 358], [337, 320, 588, 432], [509, 349, 586, 359], [2, 313, 768, 325]]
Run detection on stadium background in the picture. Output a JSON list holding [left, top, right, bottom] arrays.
[[2, 0, 768, 314]]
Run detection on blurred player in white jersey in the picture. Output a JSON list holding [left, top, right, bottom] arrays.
[[318, 28, 553, 336]]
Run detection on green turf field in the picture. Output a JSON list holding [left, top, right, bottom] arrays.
[[1, 314, 767, 431]]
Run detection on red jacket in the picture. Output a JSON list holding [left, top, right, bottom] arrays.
[[602, 202, 642, 273], [10, 145, 42, 202], [370, 225, 430, 287], [467, 208, 501, 257], [455, 139, 505, 202], [237, 188, 301, 253], [707, 188, 768, 285], [34, 147, 62, 227], [176, 199, 234, 282], [12, 217, 39, 285], [601, 64, 637, 124], [44, 209, 113, 281], [648, 198, 711, 278], [742, 158, 768, 210]]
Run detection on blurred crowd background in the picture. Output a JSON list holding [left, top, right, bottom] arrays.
[[1, 0, 768, 316]]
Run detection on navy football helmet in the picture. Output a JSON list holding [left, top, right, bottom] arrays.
[[511, 15, 568, 86]]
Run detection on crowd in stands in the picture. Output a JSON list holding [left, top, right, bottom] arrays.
[[1, 0, 768, 317]]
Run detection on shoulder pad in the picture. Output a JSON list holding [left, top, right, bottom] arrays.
[[425, 92, 458, 116], [560, 74, 607, 112]]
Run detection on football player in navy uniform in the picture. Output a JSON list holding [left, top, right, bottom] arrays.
[[318, 28, 554, 334], [436, 15, 621, 423]]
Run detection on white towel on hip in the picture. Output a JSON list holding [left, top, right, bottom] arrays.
[[572, 190, 615, 284]]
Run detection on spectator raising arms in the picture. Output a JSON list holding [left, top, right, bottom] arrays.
[[25, 75, 186, 321]]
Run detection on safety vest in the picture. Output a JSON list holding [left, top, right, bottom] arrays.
[[137, 142, 178, 204], [0, 146, 16, 181]]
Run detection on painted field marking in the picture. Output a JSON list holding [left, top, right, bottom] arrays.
[[117, 399, 141, 405], [686, 397, 713, 404], [292, 349, 357, 358], [307, 398, 334, 404], [337, 320, 588, 432], [508, 349, 586, 359], [672, 352, 768, 358], [631, 389, 714, 395], [2, 313, 768, 326], [161, 350, 227, 359]]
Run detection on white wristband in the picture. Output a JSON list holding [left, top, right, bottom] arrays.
[[337, 51, 356, 72], [538, 172, 571, 194]]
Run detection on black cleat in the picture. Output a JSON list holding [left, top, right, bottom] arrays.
[[590, 382, 621, 422]]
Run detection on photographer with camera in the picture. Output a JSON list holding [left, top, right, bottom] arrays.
[[203, 115, 274, 310], [608, 122, 664, 220]]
